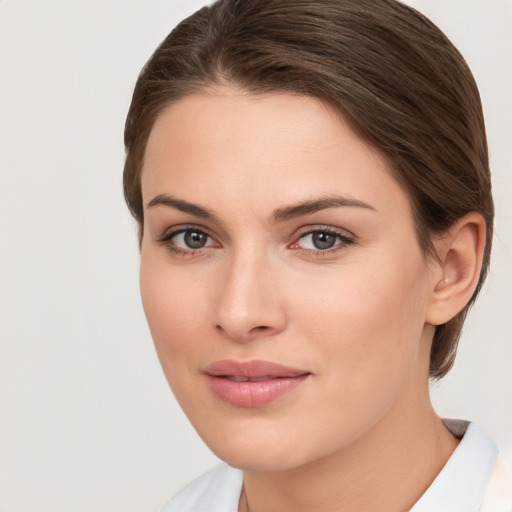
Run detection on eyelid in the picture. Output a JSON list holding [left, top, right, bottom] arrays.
[[157, 223, 214, 241], [290, 225, 355, 242]]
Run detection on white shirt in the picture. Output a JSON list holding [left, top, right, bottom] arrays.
[[161, 421, 512, 512]]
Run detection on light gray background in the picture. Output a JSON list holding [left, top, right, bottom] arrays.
[[0, 1, 510, 511]]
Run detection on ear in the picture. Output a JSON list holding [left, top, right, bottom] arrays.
[[426, 212, 487, 326]]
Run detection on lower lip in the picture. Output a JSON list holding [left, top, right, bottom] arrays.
[[207, 375, 309, 408]]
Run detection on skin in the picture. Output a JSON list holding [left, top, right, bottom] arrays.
[[139, 87, 465, 511]]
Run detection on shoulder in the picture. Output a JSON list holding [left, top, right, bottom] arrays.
[[481, 456, 512, 512], [160, 463, 243, 512]]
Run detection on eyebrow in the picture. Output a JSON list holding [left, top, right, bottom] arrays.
[[146, 193, 375, 223], [270, 196, 376, 223], [147, 194, 219, 222]]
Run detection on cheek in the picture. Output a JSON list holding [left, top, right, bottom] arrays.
[[279, 258, 431, 449], [139, 261, 218, 421], [289, 254, 430, 382], [139, 254, 210, 372]]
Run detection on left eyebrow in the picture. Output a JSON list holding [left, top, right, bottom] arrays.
[[271, 195, 376, 223]]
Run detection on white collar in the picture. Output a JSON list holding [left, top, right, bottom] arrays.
[[411, 420, 498, 511]]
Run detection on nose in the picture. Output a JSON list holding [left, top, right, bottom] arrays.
[[212, 249, 287, 343]]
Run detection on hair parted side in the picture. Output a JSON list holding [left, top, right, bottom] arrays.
[[123, 0, 493, 379]]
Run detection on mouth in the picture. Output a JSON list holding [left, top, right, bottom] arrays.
[[204, 359, 311, 408], [223, 375, 284, 382]]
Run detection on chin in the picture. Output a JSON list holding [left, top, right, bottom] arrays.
[[194, 416, 335, 473], [189, 416, 299, 471]]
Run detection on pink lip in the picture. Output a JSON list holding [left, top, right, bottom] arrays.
[[204, 359, 311, 408]]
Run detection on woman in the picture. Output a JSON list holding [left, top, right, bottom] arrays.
[[123, 0, 510, 510]]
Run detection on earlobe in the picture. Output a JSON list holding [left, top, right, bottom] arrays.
[[426, 212, 486, 326]]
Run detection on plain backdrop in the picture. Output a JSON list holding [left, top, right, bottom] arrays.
[[0, 1, 510, 511]]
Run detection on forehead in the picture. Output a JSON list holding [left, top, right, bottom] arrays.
[[141, 87, 410, 219]]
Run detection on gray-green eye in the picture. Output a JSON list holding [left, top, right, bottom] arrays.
[[295, 230, 352, 251], [311, 232, 337, 250], [169, 229, 216, 250], [184, 230, 207, 248]]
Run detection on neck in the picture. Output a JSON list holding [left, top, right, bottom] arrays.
[[240, 385, 458, 512]]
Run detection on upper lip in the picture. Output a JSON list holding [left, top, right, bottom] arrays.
[[204, 359, 310, 379]]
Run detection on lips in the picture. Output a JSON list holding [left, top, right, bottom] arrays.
[[204, 359, 311, 408]]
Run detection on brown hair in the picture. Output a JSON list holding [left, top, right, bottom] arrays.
[[123, 0, 493, 379]]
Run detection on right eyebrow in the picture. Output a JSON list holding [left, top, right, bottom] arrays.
[[146, 194, 219, 222]]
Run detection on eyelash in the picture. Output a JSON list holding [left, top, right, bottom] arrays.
[[157, 225, 355, 258]]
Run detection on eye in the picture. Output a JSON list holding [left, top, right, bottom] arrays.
[[175, 229, 209, 249], [301, 231, 338, 250], [158, 227, 220, 253], [290, 228, 354, 252]]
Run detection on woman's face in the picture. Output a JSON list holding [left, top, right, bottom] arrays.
[[140, 87, 440, 471]]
